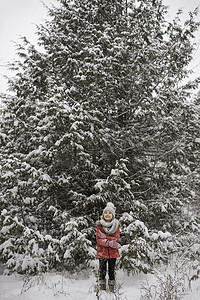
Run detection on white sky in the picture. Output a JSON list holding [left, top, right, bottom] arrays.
[[0, 0, 200, 94]]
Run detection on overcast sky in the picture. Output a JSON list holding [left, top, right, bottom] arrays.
[[0, 0, 200, 94]]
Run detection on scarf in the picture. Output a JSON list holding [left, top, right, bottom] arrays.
[[100, 218, 119, 235]]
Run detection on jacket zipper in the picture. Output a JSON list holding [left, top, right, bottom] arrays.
[[108, 244, 110, 258]]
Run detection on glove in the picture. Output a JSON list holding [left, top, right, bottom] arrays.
[[108, 240, 120, 249], [98, 231, 107, 239]]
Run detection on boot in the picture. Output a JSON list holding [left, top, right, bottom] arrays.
[[108, 279, 115, 292], [99, 279, 106, 290]]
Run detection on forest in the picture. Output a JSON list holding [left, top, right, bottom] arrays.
[[0, 0, 199, 279]]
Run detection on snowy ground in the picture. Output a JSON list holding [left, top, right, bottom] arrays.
[[0, 265, 200, 300]]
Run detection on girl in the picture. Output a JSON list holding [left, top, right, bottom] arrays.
[[96, 202, 120, 292]]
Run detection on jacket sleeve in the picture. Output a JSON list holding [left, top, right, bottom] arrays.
[[106, 235, 117, 241], [96, 226, 108, 247]]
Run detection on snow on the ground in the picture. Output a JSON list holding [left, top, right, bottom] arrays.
[[0, 268, 199, 300]]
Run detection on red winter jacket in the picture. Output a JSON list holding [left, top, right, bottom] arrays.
[[96, 224, 120, 259]]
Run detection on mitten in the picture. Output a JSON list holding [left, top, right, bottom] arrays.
[[98, 231, 107, 239], [109, 240, 120, 249]]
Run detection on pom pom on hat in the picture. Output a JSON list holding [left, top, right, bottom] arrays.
[[103, 202, 116, 218]]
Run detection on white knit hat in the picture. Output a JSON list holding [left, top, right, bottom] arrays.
[[103, 202, 116, 218]]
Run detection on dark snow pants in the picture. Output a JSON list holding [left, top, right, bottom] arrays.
[[99, 258, 116, 280]]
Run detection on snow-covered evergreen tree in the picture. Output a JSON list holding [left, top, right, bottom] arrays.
[[0, 0, 200, 274]]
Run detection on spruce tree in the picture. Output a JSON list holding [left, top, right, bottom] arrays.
[[0, 0, 200, 274]]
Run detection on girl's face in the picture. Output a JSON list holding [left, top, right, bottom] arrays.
[[103, 210, 113, 222]]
